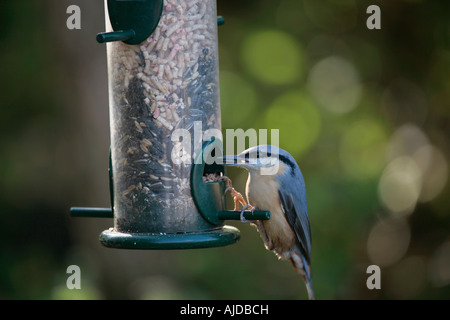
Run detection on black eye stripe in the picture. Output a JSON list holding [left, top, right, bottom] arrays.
[[278, 154, 296, 177]]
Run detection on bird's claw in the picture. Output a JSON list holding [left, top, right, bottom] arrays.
[[221, 175, 255, 221], [231, 190, 247, 211], [240, 204, 255, 223], [221, 176, 248, 211]]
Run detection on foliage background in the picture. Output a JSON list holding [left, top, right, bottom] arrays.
[[0, 0, 449, 299]]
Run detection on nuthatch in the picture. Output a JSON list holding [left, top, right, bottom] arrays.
[[223, 145, 314, 300]]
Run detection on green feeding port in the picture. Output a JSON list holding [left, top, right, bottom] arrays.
[[191, 138, 270, 226]]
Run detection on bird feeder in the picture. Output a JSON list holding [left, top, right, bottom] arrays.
[[70, 0, 269, 250]]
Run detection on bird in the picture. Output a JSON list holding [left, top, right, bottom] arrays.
[[222, 145, 314, 300]]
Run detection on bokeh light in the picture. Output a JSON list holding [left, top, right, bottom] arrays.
[[241, 29, 304, 85], [339, 118, 388, 180], [307, 56, 362, 114], [413, 145, 448, 202], [367, 217, 411, 267], [386, 124, 429, 161], [381, 124, 448, 211], [378, 156, 422, 215], [264, 91, 321, 157], [220, 71, 258, 128]]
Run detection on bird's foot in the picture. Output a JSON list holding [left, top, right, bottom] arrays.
[[220, 176, 248, 210], [219, 176, 232, 189], [231, 189, 247, 211], [240, 204, 255, 223]]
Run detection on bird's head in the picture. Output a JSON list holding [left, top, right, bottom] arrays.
[[222, 145, 290, 176]]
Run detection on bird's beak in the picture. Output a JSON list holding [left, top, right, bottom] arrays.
[[222, 155, 247, 166]]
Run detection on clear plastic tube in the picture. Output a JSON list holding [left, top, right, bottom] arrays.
[[105, 0, 221, 233]]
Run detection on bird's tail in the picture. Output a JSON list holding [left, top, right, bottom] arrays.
[[291, 251, 315, 300], [300, 253, 315, 300], [304, 274, 315, 300]]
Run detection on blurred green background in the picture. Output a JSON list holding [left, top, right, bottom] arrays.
[[1, 0, 449, 299]]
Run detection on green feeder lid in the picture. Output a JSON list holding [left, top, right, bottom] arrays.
[[97, 0, 164, 45]]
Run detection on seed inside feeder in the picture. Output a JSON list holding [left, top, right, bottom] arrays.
[[107, 0, 221, 233]]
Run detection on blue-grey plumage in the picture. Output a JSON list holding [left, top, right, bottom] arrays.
[[223, 145, 314, 300]]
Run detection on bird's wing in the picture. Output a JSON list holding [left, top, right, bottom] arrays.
[[278, 188, 312, 264]]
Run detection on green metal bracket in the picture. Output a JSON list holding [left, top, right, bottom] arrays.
[[190, 138, 270, 224], [217, 16, 225, 26], [97, 0, 164, 45], [70, 207, 113, 218]]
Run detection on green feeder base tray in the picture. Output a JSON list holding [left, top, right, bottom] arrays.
[[99, 225, 240, 250]]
